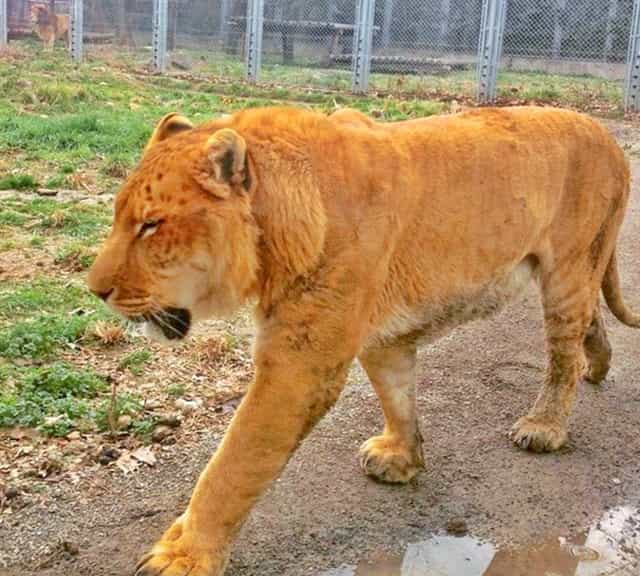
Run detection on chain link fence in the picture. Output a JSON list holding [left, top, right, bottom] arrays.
[[497, 0, 636, 109], [369, 1, 482, 96], [1, 0, 640, 111]]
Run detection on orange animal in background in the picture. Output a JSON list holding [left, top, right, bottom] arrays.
[[30, 3, 69, 51]]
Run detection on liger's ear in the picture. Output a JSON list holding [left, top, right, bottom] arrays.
[[194, 129, 249, 199], [145, 113, 193, 152]]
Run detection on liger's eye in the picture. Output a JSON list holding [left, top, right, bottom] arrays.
[[139, 219, 163, 238]]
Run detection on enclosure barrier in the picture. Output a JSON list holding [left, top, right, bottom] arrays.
[[477, 0, 506, 103], [70, 0, 83, 63], [352, 0, 376, 93], [152, 0, 169, 73], [4, 0, 640, 111], [0, 0, 7, 50], [245, 0, 264, 82], [626, 0, 640, 113]]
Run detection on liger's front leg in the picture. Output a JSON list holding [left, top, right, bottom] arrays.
[[135, 340, 353, 576]]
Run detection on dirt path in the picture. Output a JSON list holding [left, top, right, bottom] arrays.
[[1, 122, 640, 576]]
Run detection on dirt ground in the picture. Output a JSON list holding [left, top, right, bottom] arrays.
[[1, 121, 640, 576]]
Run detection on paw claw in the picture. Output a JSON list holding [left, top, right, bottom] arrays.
[[359, 434, 424, 484], [511, 416, 567, 453], [136, 519, 223, 576]]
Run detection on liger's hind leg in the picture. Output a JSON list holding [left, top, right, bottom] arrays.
[[583, 304, 612, 385], [512, 261, 600, 452], [358, 342, 424, 483]]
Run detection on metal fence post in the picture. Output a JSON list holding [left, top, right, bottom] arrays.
[[352, 0, 375, 93], [152, 0, 169, 73], [625, 0, 640, 113], [245, 0, 264, 83], [70, 0, 83, 63], [0, 0, 7, 51], [476, 0, 506, 104]]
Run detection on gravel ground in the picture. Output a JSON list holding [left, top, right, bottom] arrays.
[[0, 120, 639, 576]]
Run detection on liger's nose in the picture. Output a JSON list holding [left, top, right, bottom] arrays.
[[92, 288, 114, 302]]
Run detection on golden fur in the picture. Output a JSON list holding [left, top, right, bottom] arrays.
[[88, 106, 638, 576], [30, 4, 69, 51]]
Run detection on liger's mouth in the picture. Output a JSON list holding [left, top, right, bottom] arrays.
[[142, 307, 192, 340]]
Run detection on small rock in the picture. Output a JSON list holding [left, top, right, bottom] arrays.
[[446, 518, 468, 536], [62, 440, 85, 456], [66, 431, 81, 441], [4, 485, 20, 500], [152, 425, 173, 443], [97, 445, 120, 465], [612, 477, 622, 485], [117, 414, 133, 430], [157, 413, 182, 428], [131, 446, 157, 466], [175, 398, 202, 414]]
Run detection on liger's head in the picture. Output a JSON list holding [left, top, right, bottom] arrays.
[[87, 113, 259, 342]]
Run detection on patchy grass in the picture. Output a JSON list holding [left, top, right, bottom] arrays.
[[0, 277, 116, 359], [0, 174, 39, 191], [0, 362, 107, 436], [0, 196, 111, 244], [54, 243, 97, 271], [118, 349, 153, 376]]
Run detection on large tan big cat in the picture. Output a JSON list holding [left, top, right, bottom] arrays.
[[30, 3, 69, 51], [87, 106, 638, 576]]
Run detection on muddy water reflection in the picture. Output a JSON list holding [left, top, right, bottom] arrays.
[[322, 506, 639, 576]]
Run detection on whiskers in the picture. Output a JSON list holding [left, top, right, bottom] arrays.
[[109, 295, 191, 340]]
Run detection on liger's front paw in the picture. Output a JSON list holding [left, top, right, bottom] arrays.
[[359, 434, 424, 484], [135, 520, 226, 576], [511, 415, 568, 453]]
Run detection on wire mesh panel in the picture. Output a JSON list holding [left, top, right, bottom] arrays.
[[162, 1, 247, 80], [257, 0, 358, 90], [369, 0, 484, 97], [498, 0, 634, 109], [82, 1, 153, 67]]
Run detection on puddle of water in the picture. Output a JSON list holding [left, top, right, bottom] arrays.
[[321, 505, 639, 576]]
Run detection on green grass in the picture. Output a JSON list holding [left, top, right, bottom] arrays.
[[0, 174, 39, 190], [118, 349, 152, 376], [0, 277, 117, 359], [0, 362, 107, 436], [0, 196, 111, 243]]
